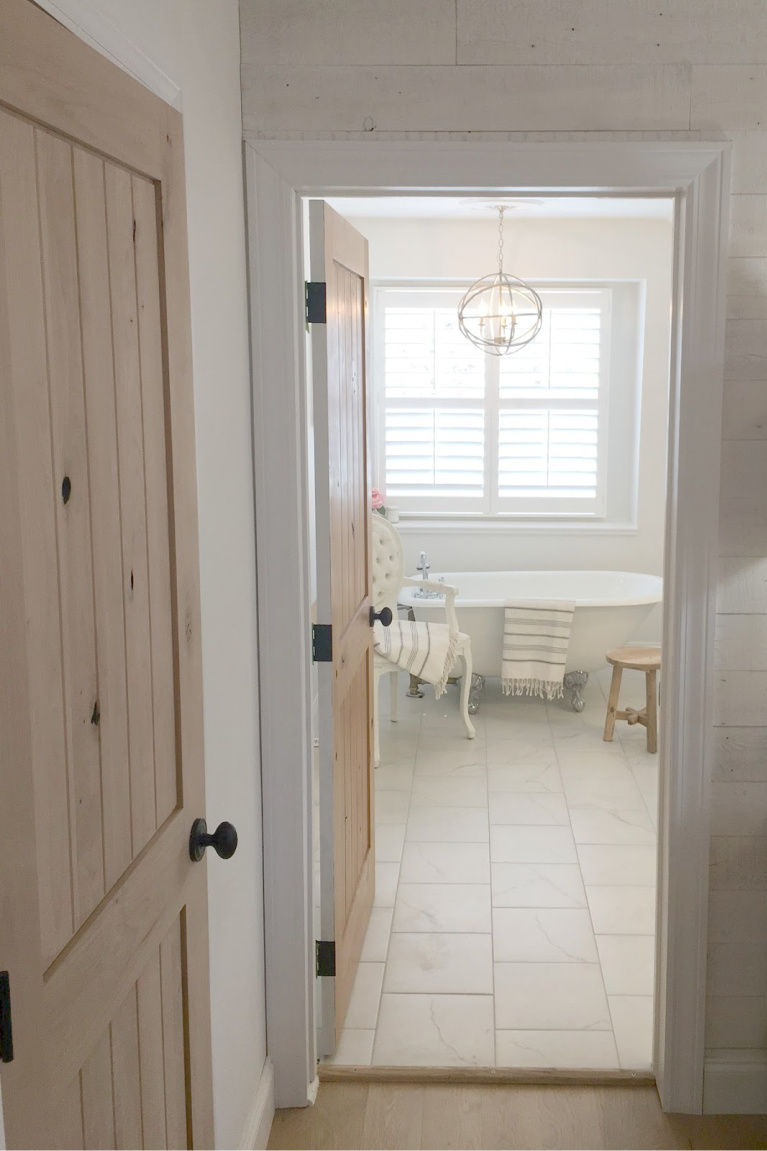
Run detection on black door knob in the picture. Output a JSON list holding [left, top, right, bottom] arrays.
[[370, 606, 393, 627], [189, 818, 238, 862]]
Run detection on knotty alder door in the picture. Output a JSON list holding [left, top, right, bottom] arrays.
[[310, 202, 375, 1053], [0, 3, 213, 1147]]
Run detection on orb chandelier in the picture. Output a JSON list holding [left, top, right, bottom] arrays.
[[458, 205, 543, 356]]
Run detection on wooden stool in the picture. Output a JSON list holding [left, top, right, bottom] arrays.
[[603, 646, 661, 754]]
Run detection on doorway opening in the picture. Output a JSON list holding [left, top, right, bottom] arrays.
[[246, 139, 727, 1113], [307, 193, 674, 1072]]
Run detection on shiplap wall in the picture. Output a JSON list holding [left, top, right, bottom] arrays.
[[240, 0, 767, 1101]]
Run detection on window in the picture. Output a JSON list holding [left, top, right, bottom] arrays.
[[374, 285, 613, 519]]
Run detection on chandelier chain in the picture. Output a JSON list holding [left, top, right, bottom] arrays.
[[498, 206, 504, 273]]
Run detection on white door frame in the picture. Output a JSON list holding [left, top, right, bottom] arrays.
[[245, 139, 729, 1113]]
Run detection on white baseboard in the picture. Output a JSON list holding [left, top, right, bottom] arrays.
[[240, 1057, 276, 1150], [703, 1050, 767, 1114]]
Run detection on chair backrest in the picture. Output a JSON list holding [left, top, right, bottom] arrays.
[[371, 513, 404, 617]]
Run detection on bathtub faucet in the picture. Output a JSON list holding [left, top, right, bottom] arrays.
[[412, 551, 443, 599]]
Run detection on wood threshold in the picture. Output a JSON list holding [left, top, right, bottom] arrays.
[[318, 1065, 656, 1086]]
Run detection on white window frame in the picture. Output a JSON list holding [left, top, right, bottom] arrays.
[[372, 281, 616, 520]]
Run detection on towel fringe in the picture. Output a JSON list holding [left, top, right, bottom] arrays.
[[502, 676, 565, 701]]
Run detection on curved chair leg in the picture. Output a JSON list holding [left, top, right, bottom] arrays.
[[373, 666, 381, 766], [459, 645, 476, 740], [390, 669, 398, 724]]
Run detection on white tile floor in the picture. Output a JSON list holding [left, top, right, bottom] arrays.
[[327, 666, 659, 1071]]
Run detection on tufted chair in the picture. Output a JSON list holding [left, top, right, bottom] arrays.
[[371, 514, 475, 765]]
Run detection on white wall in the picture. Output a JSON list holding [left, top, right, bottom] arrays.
[[350, 213, 672, 641], [241, 0, 767, 1112], [31, 4, 269, 1148]]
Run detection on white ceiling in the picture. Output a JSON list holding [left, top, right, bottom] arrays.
[[325, 195, 674, 221]]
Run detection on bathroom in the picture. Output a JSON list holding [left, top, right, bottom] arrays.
[[311, 193, 674, 1072]]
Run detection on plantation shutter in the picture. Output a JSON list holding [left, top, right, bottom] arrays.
[[376, 286, 610, 516], [382, 292, 486, 505], [497, 296, 608, 507]]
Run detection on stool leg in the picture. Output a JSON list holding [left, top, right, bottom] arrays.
[[646, 668, 658, 754], [603, 665, 623, 742]]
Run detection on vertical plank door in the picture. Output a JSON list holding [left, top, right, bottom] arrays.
[[0, 2, 214, 1146], [310, 203, 375, 1053]]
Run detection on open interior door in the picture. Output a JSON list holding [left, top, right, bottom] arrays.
[[0, 2, 214, 1145], [309, 201, 375, 1054]]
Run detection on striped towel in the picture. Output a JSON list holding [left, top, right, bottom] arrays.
[[374, 619, 460, 699], [502, 599, 575, 700]]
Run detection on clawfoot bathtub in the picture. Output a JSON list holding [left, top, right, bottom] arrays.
[[399, 570, 663, 712]]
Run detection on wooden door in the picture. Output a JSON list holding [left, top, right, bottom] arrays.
[[0, 3, 213, 1147], [310, 202, 375, 1052]]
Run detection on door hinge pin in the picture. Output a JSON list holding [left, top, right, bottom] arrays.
[[315, 940, 336, 978], [0, 972, 14, 1063], [312, 623, 332, 663], [305, 281, 327, 325]]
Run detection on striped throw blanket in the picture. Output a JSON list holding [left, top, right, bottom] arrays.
[[373, 619, 459, 699], [502, 600, 575, 700]]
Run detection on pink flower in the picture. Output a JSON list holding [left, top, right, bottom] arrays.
[[371, 489, 384, 510]]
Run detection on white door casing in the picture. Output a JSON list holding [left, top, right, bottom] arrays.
[[245, 140, 729, 1112]]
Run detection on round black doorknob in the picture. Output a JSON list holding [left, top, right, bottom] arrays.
[[370, 606, 393, 627], [189, 818, 238, 862]]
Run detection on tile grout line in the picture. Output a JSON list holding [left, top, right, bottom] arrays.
[[482, 717, 496, 1068], [552, 682, 620, 1068], [609, 673, 659, 1068], [371, 672, 420, 1062]]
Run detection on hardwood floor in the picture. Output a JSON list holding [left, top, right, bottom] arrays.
[[268, 1082, 767, 1150]]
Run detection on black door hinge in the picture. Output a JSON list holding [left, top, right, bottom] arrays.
[[305, 281, 327, 325], [312, 623, 332, 663], [0, 972, 13, 1063], [316, 940, 336, 977]]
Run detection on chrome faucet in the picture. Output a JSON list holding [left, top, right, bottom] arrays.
[[412, 551, 442, 599]]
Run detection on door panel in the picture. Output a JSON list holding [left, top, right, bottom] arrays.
[[0, 3, 213, 1146], [34, 916, 189, 1151], [5, 112, 76, 971], [14, 119, 183, 949], [107, 159, 163, 857], [110, 983, 143, 1150], [133, 175, 179, 831], [311, 202, 374, 1051], [36, 125, 106, 933], [73, 145, 134, 900]]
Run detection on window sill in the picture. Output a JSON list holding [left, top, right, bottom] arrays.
[[392, 517, 639, 536]]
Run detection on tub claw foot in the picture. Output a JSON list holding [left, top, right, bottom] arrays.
[[563, 671, 589, 712], [468, 673, 485, 715]]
